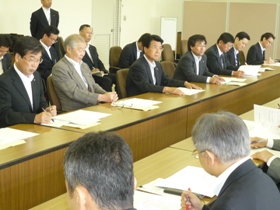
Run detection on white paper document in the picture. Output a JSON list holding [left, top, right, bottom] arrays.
[[238, 65, 261, 76], [111, 98, 162, 111], [0, 128, 38, 149], [156, 166, 216, 198], [254, 105, 280, 132], [177, 87, 204, 95]]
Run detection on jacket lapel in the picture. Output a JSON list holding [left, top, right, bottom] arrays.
[[39, 8, 49, 26]]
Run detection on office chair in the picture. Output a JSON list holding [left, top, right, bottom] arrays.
[[162, 44, 175, 62], [56, 36, 66, 58], [181, 40, 188, 55], [116, 68, 129, 99], [47, 75, 62, 112], [239, 51, 246, 65], [109, 46, 122, 73], [160, 61, 176, 78]]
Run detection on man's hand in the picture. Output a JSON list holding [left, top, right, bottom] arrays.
[[251, 150, 274, 163], [184, 82, 201, 89], [250, 137, 268, 149], [34, 112, 52, 124], [45, 105, 57, 117], [98, 92, 118, 102], [210, 76, 224, 84], [232, 70, 244, 77]]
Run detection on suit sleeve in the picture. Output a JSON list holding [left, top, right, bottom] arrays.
[[94, 50, 108, 73], [118, 46, 132, 68], [246, 46, 264, 65], [205, 51, 232, 76], [30, 12, 37, 37], [267, 158, 280, 184]]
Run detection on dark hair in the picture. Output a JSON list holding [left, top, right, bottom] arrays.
[[217, 32, 234, 44], [138, 33, 151, 43], [43, 26, 60, 37], [260, 32, 275, 41], [235, 31, 250, 41], [64, 131, 134, 209], [0, 34, 12, 48], [142, 34, 164, 50], [79, 24, 91, 31], [188, 34, 207, 51], [14, 36, 43, 57]]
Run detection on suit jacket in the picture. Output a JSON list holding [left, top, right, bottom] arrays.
[[0, 67, 47, 127], [205, 44, 236, 76], [1, 53, 12, 72], [30, 7, 59, 40], [246, 42, 264, 65], [203, 159, 280, 210], [37, 46, 60, 80], [82, 45, 108, 73], [118, 42, 137, 68], [226, 47, 240, 68], [126, 56, 185, 97], [173, 51, 214, 83], [267, 140, 280, 185], [52, 57, 106, 112]]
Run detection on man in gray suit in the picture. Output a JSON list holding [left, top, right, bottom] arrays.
[[52, 34, 118, 112], [173, 34, 224, 84], [251, 137, 280, 188]]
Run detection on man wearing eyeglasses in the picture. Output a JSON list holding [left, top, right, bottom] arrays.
[[205, 32, 244, 77], [0, 35, 13, 75], [246, 32, 275, 65], [0, 36, 57, 127], [126, 34, 201, 97]]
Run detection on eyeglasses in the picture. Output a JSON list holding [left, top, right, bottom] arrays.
[[111, 102, 133, 109], [23, 56, 43, 64], [267, 39, 273, 45], [150, 45, 164, 51], [49, 37, 58, 43], [192, 149, 204, 159]]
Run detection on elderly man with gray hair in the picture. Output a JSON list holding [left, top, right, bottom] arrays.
[[52, 34, 118, 112], [181, 111, 280, 210]]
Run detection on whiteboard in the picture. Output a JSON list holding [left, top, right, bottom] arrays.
[[160, 17, 177, 50]]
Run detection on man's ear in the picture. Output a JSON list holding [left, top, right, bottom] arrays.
[[14, 53, 21, 62], [205, 150, 216, 166], [75, 186, 89, 207]]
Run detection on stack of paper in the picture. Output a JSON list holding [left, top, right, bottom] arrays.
[[177, 87, 204, 95], [221, 77, 247, 86], [238, 65, 261, 76], [111, 98, 162, 111]]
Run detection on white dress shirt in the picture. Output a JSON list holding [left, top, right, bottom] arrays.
[[143, 55, 156, 85], [42, 7, 51, 25]]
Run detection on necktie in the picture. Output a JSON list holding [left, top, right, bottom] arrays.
[[263, 50, 265, 61], [153, 67, 157, 85], [220, 54, 224, 69], [236, 53, 239, 66]]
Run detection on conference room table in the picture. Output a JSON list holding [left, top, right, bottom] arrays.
[[2, 67, 280, 210]]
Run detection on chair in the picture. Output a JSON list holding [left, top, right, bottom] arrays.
[[116, 68, 129, 99], [239, 51, 246, 65], [160, 61, 176, 78], [56, 36, 66, 58], [161, 44, 175, 62], [109, 46, 122, 73], [181, 40, 188, 55], [47, 75, 62, 112]]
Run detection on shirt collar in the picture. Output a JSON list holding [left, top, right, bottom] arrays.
[[65, 55, 83, 67], [42, 6, 51, 12], [136, 42, 142, 52], [143, 55, 156, 68], [233, 47, 239, 55], [14, 63, 34, 82], [258, 42, 265, 51], [216, 44, 223, 56], [211, 156, 250, 196], [40, 40, 51, 50], [191, 52, 202, 62], [0, 56, 3, 61]]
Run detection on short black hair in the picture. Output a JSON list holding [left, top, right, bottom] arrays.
[[138, 33, 151, 43], [260, 32, 275, 41], [188, 34, 207, 51], [79, 24, 91, 31], [217, 32, 234, 44], [235, 31, 250, 41], [43, 26, 60, 37], [142, 34, 164, 50], [64, 131, 134, 209], [0, 34, 12, 48], [14, 36, 43, 57]]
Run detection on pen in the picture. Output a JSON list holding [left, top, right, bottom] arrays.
[[42, 107, 54, 122], [250, 139, 267, 144], [186, 188, 191, 210]]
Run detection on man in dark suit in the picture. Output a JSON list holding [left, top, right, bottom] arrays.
[[181, 111, 280, 210], [79, 24, 116, 92], [30, 0, 59, 40], [126, 34, 201, 97], [226, 32, 250, 68], [205, 32, 244, 77], [173, 34, 224, 84], [0, 36, 56, 127], [118, 33, 150, 68], [37, 26, 60, 84], [0, 34, 13, 74], [246, 32, 275, 65]]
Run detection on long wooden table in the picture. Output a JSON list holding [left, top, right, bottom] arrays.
[[3, 68, 280, 209]]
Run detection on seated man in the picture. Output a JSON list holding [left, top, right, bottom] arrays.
[[246, 32, 275, 65], [173, 34, 224, 84], [0, 36, 56, 127], [181, 111, 280, 210], [52, 34, 118, 112], [205, 32, 244, 77], [118, 33, 150, 68], [79, 24, 116, 92], [251, 137, 280, 189], [0, 34, 13, 74], [226, 31, 250, 68], [37, 26, 60, 85], [64, 131, 136, 210], [126, 34, 201, 97]]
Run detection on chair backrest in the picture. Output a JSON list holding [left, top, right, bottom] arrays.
[[239, 51, 246, 65], [181, 39, 188, 55], [160, 61, 176, 78], [161, 44, 174, 62], [57, 36, 66, 58], [109, 46, 122, 67], [47, 75, 62, 112], [116, 68, 129, 99]]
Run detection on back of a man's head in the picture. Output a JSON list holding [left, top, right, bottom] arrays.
[[0, 34, 12, 49], [64, 131, 134, 209], [192, 111, 250, 164]]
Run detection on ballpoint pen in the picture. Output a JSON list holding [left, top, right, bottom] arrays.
[[42, 107, 54, 122], [250, 139, 267, 144]]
